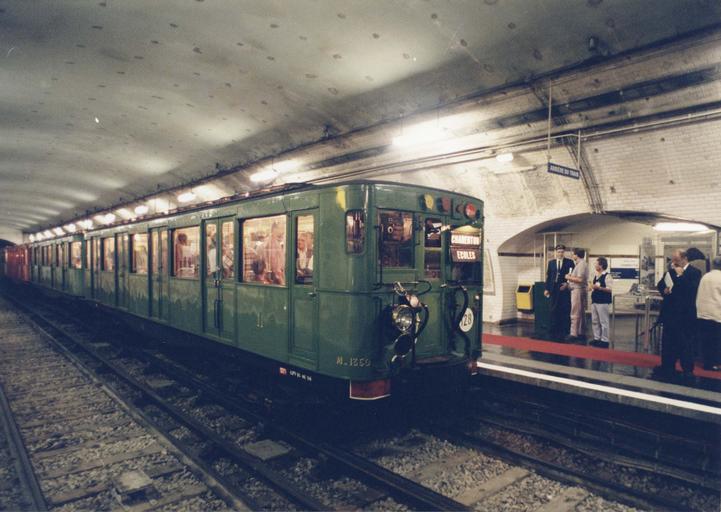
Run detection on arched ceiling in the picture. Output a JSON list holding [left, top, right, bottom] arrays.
[[2, 0, 721, 234]]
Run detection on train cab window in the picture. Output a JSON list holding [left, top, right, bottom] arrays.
[[346, 210, 365, 254], [221, 221, 234, 279], [131, 234, 148, 274], [379, 210, 413, 268], [205, 224, 218, 277], [424, 218, 442, 279], [173, 227, 199, 278], [102, 237, 115, 271], [242, 215, 286, 286], [70, 242, 82, 269], [295, 215, 314, 284], [449, 226, 482, 283]]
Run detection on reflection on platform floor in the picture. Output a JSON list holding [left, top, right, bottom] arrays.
[[482, 317, 721, 393]]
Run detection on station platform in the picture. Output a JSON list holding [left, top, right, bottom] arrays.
[[480, 322, 721, 424]]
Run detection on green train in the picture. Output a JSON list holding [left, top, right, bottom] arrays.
[[15, 182, 484, 400]]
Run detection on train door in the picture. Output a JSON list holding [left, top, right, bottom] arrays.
[[92, 238, 101, 299], [60, 242, 67, 290], [417, 215, 445, 354], [150, 227, 169, 321], [202, 218, 235, 341], [289, 210, 318, 366], [117, 233, 128, 308]]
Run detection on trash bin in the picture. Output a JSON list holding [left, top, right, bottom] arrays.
[[533, 281, 552, 340], [516, 284, 533, 312]]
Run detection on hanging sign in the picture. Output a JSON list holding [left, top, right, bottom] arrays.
[[548, 162, 580, 179]]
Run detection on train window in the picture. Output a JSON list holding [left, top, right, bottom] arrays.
[[346, 210, 365, 254], [173, 227, 199, 278], [131, 234, 148, 274], [206, 223, 218, 277], [70, 242, 82, 269], [379, 210, 413, 268], [424, 218, 442, 279], [449, 226, 482, 284], [295, 215, 314, 284], [102, 237, 115, 271], [242, 215, 286, 286], [221, 221, 234, 279]]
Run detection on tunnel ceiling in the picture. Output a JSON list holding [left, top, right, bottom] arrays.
[[2, 0, 721, 233]]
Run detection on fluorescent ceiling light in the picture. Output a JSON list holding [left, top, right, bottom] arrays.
[[272, 159, 300, 173], [177, 191, 196, 203], [36, 233, 44, 241], [79, 219, 93, 230], [44, 230, 53, 238], [103, 213, 116, 224], [53, 227, 65, 235], [250, 169, 279, 183], [29, 234, 35, 242], [496, 152, 514, 163], [653, 222, 710, 232], [392, 124, 446, 148], [65, 223, 76, 233], [116, 208, 133, 220], [134, 205, 149, 215]]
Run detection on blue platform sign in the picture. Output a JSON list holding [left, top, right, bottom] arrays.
[[548, 162, 580, 179]]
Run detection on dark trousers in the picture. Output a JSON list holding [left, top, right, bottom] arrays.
[[549, 289, 571, 341], [661, 322, 695, 374], [698, 319, 721, 370]]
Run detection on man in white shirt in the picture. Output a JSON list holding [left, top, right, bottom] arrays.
[[697, 256, 721, 371], [565, 248, 589, 341]]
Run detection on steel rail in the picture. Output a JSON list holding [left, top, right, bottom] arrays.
[[19, 287, 471, 512], [4, 294, 328, 512], [0, 379, 48, 511], [135, 346, 471, 512], [432, 425, 703, 512]]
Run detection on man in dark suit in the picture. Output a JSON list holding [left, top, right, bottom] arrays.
[[653, 249, 703, 381], [544, 244, 575, 341]]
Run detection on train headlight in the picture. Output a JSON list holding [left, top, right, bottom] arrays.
[[391, 305, 414, 333]]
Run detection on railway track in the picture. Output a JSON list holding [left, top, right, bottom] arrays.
[[0, 301, 242, 512], [7, 284, 720, 511], [1, 287, 469, 511]]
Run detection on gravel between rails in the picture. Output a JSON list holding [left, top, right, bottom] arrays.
[[355, 429, 643, 512], [0, 418, 33, 511], [0, 299, 242, 511], [471, 420, 721, 511]]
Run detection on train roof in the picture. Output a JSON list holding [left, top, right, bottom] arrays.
[[27, 180, 483, 244]]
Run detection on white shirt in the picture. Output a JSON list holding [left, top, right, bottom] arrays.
[[697, 269, 721, 323]]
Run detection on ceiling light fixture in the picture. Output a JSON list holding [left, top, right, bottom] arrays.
[[29, 234, 35, 242], [495, 152, 514, 163], [65, 223, 76, 233], [177, 191, 196, 203], [44, 230, 53, 238], [103, 213, 116, 224], [250, 169, 278, 183], [36, 233, 44, 241], [79, 219, 93, 230], [653, 222, 710, 232], [392, 125, 446, 148], [53, 227, 65, 235], [134, 205, 149, 215]]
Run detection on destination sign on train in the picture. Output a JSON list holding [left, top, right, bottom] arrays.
[[451, 247, 480, 262], [451, 234, 480, 246]]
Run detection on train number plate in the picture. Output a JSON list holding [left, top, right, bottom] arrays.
[[459, 308, 474, 332]]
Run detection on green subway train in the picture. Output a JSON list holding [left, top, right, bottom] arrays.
[[9, 182, 484, 400]]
